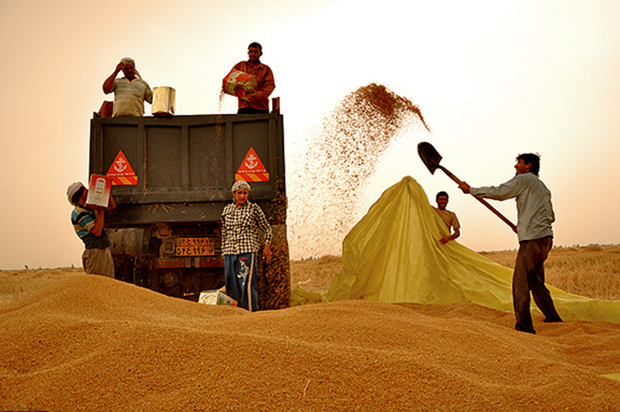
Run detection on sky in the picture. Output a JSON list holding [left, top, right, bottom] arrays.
[[1, 0, 620, 269]]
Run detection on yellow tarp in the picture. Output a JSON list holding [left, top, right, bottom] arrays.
[[294, 176, 620, 324]]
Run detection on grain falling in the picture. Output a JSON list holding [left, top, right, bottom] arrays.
[[289, 83, 430, 259]]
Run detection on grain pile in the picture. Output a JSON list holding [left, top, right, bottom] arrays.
[[1, 270, 619, 411], [288, 84, 430, 259]]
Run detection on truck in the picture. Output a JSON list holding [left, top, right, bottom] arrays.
[[89, 113, 290, 310]]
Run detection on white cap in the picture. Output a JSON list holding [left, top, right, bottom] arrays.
[[67, 182, 85, 205]]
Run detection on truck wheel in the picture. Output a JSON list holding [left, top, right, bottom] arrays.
[[113, 256, 134, 283], [200, 270, 225, 292], [134, 257, 158, 291]]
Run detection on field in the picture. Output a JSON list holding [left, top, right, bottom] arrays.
[[482, 244, 620, 300], [1, 245, 619, 411]]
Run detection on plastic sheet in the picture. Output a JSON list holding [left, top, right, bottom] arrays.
[[293, 176, 620, 324]]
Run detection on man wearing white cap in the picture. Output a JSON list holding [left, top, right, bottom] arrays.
[[67, 182, 117, 278], [102, 57, 153, 117], [221, 180, 272, 311]]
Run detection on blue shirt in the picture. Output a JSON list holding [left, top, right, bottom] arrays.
[[470, 173, 554, 242]]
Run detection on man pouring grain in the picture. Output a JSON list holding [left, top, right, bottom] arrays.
[[458, 153, 562, 334], [102, 57, 153, 117], [67, 182, 117, 278], [227, 42, 275, 114], [221, 181, 272, 311]]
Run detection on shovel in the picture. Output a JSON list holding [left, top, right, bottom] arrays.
[[417, 142, 517, 233]]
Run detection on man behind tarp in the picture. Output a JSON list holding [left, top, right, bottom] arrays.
[[102, 57, 153, 117], [433, 191, 460, 244]]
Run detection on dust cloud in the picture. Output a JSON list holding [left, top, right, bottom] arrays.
[[288, 83, 430, 259]]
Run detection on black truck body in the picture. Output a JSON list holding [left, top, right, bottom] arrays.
[[89, 113, 290, 308]]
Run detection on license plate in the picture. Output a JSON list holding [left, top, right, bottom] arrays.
[[175, 237, 216, 256]]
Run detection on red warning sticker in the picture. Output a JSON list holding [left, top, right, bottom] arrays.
[[235, 147, 269, 182], [106, 150, 138, 185]]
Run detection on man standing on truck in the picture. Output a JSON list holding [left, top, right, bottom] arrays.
[[458, 153, 562, 334], [228, 42, 275, 114], [221, 181, 272, 311], [102, 57, 153, 117], [433, 191, 460, 244], [67, 182, 117, 278]]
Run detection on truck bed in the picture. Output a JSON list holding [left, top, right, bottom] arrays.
[[89, 113, 286, 226]]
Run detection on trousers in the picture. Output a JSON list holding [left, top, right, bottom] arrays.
[[513, 236, 562, 332], [224, 253, 259, 312], [82, 247, 115, 278]]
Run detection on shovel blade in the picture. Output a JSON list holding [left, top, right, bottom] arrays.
[[417, 142, 443, 175]]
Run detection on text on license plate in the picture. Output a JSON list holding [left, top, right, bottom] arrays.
[[175, 238, 215, 256]]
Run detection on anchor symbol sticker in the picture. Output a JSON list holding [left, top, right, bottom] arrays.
[[114, 157, 127, 173], [106, 150, 136, 179], [235, 147, 269, 182], [245, 154, 258, 169]]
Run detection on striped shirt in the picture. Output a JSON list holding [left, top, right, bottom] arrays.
[[71, 205, 111, 249], [221, 201, 272, 255], [112, 77, 153, 117]]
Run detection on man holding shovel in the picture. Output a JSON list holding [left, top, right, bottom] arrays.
[[458, 153, 562, 334]]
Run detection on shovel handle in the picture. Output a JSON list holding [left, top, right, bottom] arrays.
[[438, 166, 518, 233]]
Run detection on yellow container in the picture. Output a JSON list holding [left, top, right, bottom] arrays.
[[152, 86, 176, 116]]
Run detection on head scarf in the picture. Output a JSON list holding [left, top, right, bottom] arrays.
[[231, 180, 251, 193]]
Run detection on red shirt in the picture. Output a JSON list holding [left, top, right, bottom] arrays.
[[232, 60, 275, 111]]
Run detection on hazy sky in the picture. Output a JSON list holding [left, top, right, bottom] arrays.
[[2, 0, 620, 269]]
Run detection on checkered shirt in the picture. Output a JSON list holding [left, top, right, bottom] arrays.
[[221, 201, 272, 256]]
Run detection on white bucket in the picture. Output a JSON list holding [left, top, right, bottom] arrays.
[[152, 86, 176, 116]]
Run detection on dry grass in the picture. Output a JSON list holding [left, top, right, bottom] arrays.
[[0, 267, 82, 304], [480, 245, 620, 300], [293, 245, 620, 301], [290, 255, 343, 292]]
